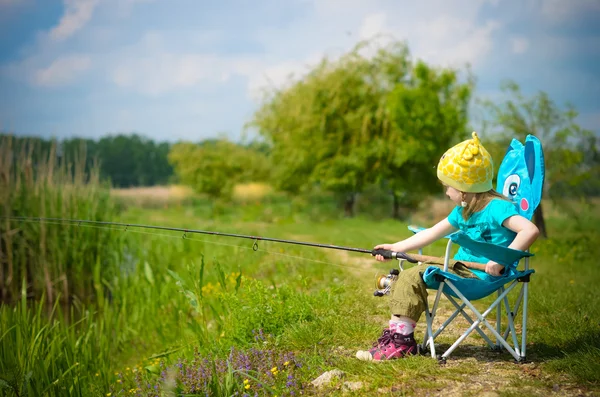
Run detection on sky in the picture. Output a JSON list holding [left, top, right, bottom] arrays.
[[0, 0, 599, 143]]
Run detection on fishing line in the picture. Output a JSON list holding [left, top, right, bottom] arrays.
[[4, 216, 386, 255], [3, 216, 379, 274]]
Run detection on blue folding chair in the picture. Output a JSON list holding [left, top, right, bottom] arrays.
[[401, 135, 545, 362]]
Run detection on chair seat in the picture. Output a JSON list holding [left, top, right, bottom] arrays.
[[423, 266, 535, 301]]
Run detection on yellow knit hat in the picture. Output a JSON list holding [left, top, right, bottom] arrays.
[[437, 131, 494, 193]]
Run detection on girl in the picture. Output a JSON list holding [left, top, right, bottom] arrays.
[[356, 132, 539, 361]]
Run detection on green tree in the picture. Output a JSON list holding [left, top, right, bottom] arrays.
[[168, 138, 270, 200], [1, 133, 176, 188], [382, 61, 473, 218], [479, 81, 597, 237], [250, 39, 473, 217], [96, 134, 173, 187]]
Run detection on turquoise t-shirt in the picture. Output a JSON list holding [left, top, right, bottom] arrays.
[[447, 198, 519, 266]]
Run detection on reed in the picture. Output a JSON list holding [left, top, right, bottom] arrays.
[[0, 135, 123, 304]]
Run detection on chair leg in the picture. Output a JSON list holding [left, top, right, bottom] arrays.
[[496, 289, 502, 350], [446, 295, 495, 348], [431, 300, 464, 340], [503, 286, 524, 341], [423, 285, 444, 358], [441, 280, 522, 361], [503, 294, 520, 356], [423, 299, 435, 358], [521, 281, 529, 361], [499, 283, 528, 362]]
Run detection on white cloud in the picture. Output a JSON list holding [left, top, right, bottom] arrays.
[[49, 0, 99, 41], [95, 0, 502, 102], [246, 1, 500, 97], [359, 13, 387, 41], [34, 55, 91, 87], [3, 0, 597, 141], [0, 1, 517, 98], [110, 51, 263, 96], [409, 18, 500, 67], [511, 37, 529, 54], [246, 55, 324, 101], [239, 0, 500, 101]]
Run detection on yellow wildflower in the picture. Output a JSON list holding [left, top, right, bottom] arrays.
[[117, 379, 122, 384], [106, 394, 112, 397], [283, 361, 290, 366], [243, 379, 249, 385], [245, 384, 250, 390]]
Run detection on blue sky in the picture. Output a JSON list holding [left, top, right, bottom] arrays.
[[1, 0, 599, 143]]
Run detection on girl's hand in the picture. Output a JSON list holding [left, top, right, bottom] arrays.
[[485, 261, 504, 277], [373, 244, 395, 262]]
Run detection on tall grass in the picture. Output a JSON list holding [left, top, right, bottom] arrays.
[[0, 288, 112, 396], [0, 135, 122, 304]]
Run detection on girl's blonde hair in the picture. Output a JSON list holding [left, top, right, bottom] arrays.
[[461, 189, 512, 220]]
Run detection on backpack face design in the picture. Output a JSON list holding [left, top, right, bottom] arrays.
[[496, 135, 545, 220]]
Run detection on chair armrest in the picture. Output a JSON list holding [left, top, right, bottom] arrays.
[[408, 225, 458, 239], [407, 225, 426, 234], [449, 232, 533, 268]]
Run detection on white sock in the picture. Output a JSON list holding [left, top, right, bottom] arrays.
[[390, 315, 416, 335]]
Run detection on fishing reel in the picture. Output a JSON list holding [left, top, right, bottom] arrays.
[[373, 268, 400, 297]]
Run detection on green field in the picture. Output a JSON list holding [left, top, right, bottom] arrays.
[[2, 190, 600, 396]]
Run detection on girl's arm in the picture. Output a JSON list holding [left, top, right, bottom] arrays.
[[486, 215, 540, 276], [503, 215, 540, 251], [374, 218, 456, 261]]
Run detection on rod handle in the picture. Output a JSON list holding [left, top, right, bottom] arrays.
[[371, 249, 418, 263]]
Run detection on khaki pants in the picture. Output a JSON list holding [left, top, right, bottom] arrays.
[[389, 261, 479, 322]]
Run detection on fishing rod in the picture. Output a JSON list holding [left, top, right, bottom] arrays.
[[5, 216, 415, 257], [5, 215, 419, 296], [3, 216, 492, 296], [3, 216, 491, 269]]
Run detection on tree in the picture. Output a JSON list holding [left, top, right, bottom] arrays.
[[95, 134, 173, 187], [479, 81, 597, 237], [1, 133, 176, 188], [381, 61, 473, 218], [250, 41, 397, 215], [250, 39, 473, 217], [168, 139, 270, 200]]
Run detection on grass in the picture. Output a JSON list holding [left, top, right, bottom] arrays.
[[6, 203, 596, 396], [1, 138, 599, 396], [0, 135, 123, 304]]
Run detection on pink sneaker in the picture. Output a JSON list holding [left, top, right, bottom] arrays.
[[367, 328, 393, 356], [356, 332, 418, 361]]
